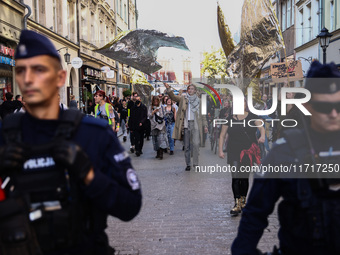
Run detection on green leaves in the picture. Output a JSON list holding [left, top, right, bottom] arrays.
[[200, 47, 226, 80]]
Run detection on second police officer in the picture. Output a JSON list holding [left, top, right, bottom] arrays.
[[232, 61, 340, 255]]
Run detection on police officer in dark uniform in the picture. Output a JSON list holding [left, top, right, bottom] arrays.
[[232, 61, 340, 255], [0, 30, 142, 255]]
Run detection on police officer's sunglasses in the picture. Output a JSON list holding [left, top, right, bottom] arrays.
[[310, 101, 340, 114]]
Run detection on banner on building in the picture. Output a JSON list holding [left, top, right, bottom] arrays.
[[270, 60, 303, 83]]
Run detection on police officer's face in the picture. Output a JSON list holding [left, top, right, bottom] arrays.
[[305, 91, 340, 133], [15, 55, 66, 107]]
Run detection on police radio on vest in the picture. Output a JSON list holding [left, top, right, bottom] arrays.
[[201, 86, 312, 116]]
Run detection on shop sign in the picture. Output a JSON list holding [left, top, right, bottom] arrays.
[[0, 44, 15, 66], [71, 57, 83, 69], [0, 44, 15, 57], [0, 56, 15, 66], [270, 60, 303, 82], [106, 70, 115, 78], [84, 67, 103, 79]]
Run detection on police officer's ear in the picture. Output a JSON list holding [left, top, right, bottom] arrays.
[[48, 57, 67, 89], [56, 67, 67, 89]]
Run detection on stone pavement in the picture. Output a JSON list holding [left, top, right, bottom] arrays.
[[107, 137, 279, 255]]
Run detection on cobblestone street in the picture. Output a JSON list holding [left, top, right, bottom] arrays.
[[107, 137, 279, 255]]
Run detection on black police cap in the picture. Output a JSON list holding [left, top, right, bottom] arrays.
[[15, 30, 61, 62], [305, 61, 340, 94]]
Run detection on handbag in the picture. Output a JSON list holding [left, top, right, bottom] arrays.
[[154, 114, 164, 124], [154, 106, 164, 124]]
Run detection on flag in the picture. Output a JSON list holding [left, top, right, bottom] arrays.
[[96, 29, 190, 75]]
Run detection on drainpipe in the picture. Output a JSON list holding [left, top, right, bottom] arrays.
[[20, 0, 32, 29], [128, 0, 130, 29], [135, 0, 138, 29]]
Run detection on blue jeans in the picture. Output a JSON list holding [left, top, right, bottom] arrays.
[[166, 122, 175, 151]]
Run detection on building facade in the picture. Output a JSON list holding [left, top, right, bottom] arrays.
[[147, 57, 192, 95], [263, 0, 340, 94], [0, 0, 25, 101], [0, 0, 137, 108]]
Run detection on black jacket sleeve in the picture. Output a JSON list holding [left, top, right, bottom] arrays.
[[84, 126, 142, 221]]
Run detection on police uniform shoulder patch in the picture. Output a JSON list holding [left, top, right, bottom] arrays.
[[114, 151, 129, 162], [126, 169, 140, 191]]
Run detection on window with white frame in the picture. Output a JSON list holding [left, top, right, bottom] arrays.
[[282, 1, 287, 30], [100, 21, 104, 47], [67, 2, 71, 40], [298, 8, 304, 45], [81, 7, 87, 40], [33, 0, 45, 25], [116, 0, 119, 14], [291, 0, 295, 25], [124, 3, 127, 22], [53, 0, 57, 32], [105, 26, 109, 45], [307, 3, 312, 42], [287, 0, 291, 27], [281, 0, 295, 31], [91, 13, 95, 44]]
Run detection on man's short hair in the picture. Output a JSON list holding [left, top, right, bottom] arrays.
[[5, 92, 13, 101], [15, 95, 21, 100]]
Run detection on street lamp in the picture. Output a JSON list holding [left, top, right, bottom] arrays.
[[57, 47, 71, 64], [317, 27, 332, 64]]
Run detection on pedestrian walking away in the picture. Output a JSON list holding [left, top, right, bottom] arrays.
[[0, 30, 142, 255]]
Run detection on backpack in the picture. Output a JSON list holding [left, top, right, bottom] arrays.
[[0, 110, 90, 255], [113, 109, 120, 126]]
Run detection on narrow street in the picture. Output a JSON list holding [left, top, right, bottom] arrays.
[[107, 136, 279, 255]]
